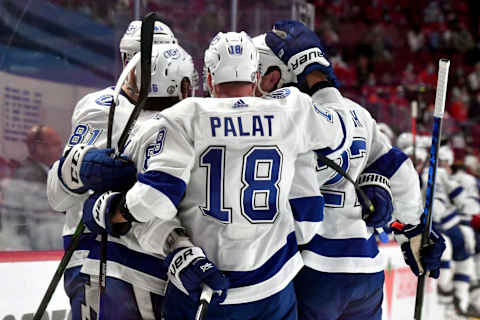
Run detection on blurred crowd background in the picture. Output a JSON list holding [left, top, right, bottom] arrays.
[[0, 0, 479, 251]]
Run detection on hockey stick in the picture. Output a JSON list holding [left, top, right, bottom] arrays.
[[97, 51, 141, 320], [97, 13, 157, 319], [317, 152, 389, 242], [317, 153, 374, 216], [195, 285, 214, 320], [413, 58, 450, 320], [33, 53, 143, 320], [32, 58, 139, 320], [32, 221, 85, 320], [117, 12, 157, 152]]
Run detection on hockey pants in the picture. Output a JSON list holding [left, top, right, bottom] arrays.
[[294, 267, 383, 320], [64, 266, 164, 320], [163, 281, 297, 320]]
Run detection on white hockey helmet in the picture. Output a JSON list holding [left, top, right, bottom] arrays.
[[404, 146, 428, 163], [438, 145, 454, 166], [252, 33, 294, 94], [377, 123, 394, 145], [204, 31, 259, 88], [136, 44, 195, 99], [120, 20, 177, 66], [464, 154, 478, 172], [396, 132, 413, 150]]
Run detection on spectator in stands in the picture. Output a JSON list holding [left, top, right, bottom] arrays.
[[418, 62, 437, 87], [450, 22, 475, 53], [0, 125, 63, 250], [407, 25, 425, 52], [467, 62, 480, 92]]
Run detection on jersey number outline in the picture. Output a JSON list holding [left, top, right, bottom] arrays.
[[68, 124, 102, 146], [199, 145, 282, 224], [144, 128, 167, 170], [317, 137, 367, 207]]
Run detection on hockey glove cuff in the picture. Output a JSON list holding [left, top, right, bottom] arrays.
[[58, 144, 94, 194], [391, 221, 446, 278], [166, 247, 230, 304], [82, 191, 134, 237], [58, 145, 137, 194], [356, 173, 393, 228]]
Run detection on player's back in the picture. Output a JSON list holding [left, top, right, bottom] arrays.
[[303, 91, 384, 273], [128, 86, 347, 303]]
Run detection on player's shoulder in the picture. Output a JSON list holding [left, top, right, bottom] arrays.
[[73, 87, 134, 123], [436, 167, 450, 182], [454, 170, 476, 183], [262, 86, 312, 105], [73, 87, 114, 119], [77, 87, 115, 108]]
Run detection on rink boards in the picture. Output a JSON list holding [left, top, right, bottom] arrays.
[[0, 244, 444, 320]]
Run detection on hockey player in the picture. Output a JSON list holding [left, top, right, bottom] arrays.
[[83, 30, 354, 320], [433, 145, 480, 317], [452, 154, 480, 314], [46, 20, 194, 319], [263, 20, 446, 320]]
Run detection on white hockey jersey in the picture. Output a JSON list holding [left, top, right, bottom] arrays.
[[422, 168, 464, 230], [295, 87, 423, 274], [436, 169, 480, 226], [124, 87, 350, 304], [452, 169, 480, 211], [46, 87, 169, 295]]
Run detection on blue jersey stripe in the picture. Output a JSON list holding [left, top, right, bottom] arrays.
[[364, 147, 408, 179], [300, 233, 379, 258], [222, 232, 298, 288], [138, 170, 187, 207], [316, 112, 347, 157], [449, 186, 464, 200], [290, 196, 324, 222], [440, 210, 458, 225], [63, 235, 168, 280], [63, 232, 97, 251], [453, 273, 470, 283]]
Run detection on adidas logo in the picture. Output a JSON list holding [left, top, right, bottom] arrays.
[[233, 99, 248, 108]]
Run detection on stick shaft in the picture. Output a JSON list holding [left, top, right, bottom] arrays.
[[33, 223, 86, 320], [413, 58, 449, 320]]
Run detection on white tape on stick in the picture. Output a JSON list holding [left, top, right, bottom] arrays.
[[434, 59, 450, 118]]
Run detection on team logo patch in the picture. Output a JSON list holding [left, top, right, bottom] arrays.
[[125, 24, 137, 35], [267, 88, 291, 99], [167, 86, 176, 95], [95, 94, 113, 106], [163, 48, 180, 59]]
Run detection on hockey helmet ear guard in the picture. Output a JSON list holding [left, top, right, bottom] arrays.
[[204, 31, 259, 94], [120, 20, 177, 66], [252, 33, 295, 95], [135, 44, 196, 100]]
